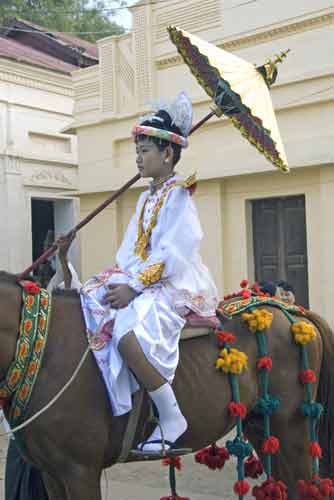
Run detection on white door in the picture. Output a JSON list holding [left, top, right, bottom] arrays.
[[53, 197, 81, 275]]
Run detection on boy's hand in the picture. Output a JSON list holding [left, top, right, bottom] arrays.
[[56, 231, 76, 261], [103, 284, 138, 309]]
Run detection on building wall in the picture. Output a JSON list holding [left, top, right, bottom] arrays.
[[0, 59, 79, 273], [70, 1, 334, 323]]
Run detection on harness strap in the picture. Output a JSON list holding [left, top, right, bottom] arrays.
[[117, 387, 144, 463]]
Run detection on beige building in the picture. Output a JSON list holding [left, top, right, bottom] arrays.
[[0, 19, 98, 280], [68, 1, 333, 322]]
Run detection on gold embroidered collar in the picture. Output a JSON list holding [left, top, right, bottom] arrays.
[[134, 179, 177, 261], [134, 174, 197, 261]]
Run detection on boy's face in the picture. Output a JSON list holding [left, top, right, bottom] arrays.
[[135, 138, 173, 179]]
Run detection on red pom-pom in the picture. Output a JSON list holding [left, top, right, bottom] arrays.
[[240, 279, 249, 289], [299, 370, 316, 384], [297, 476, 334, 499], [228, 402, 247, 419], [299, 306, 306, 314], [234, 480, 250, 495], [309, 441, 322, 458], [252, 282, 261, 294], [257, 356, 273, 371], [216, 331, 235, 346], [244, 454, 264, 479], [194, 444, 229, 470], [22, 281, 40, 294], [223, 294, 231, 300], [262, 436, 280, 455], [253, 478, 288, 499], [241, 290, 252, 299], [162, 456, 182, 471]]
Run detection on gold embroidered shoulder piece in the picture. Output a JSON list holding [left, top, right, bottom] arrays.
[[182, 173, 197, 189], [138, 262, 165, 286], [175, 173, 197, 194]]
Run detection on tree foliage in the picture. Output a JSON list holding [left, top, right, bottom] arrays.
[[0, 0, 126, 42]]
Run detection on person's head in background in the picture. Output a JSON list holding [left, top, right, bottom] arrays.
[[276, 280, 296, 304], [258, 281, 277, 297]]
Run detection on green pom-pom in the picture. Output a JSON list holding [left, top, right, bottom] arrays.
[[226, 437, 253, 459], [300, 401, 323, 419], [254, 396, 280, 416]]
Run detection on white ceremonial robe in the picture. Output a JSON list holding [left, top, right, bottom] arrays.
[[80, 176, 218, 416]]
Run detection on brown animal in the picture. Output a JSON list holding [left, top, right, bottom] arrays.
[[0, 271, 333, 499]]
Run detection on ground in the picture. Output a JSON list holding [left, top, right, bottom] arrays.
[[0, 433, 261, 499]]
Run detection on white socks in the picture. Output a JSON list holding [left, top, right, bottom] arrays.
[[139, 383, 188, 452]]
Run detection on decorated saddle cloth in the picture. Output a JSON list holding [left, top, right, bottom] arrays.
[[217, 295, 305, 319], [0, 282, 51, 428]]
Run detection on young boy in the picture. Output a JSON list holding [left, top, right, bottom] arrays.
[[78, 93, 218, 454]]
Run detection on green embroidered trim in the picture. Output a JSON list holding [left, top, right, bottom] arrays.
[[0, 289, 51, 427], [218, 295, 303, 318]]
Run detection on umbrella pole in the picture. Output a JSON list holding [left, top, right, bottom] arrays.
[[19, 109, 216, 278], [189, 110, 215, 135]]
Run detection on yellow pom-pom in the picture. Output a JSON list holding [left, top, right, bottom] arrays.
[[242, 308, 273, 333], [215, 357, 225, 370], [291, 321, 317, 344], [216, 348, 248, 374]]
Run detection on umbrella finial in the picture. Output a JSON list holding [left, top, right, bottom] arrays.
[[257, 49, 291, 87], [272, 48, 291, 65]]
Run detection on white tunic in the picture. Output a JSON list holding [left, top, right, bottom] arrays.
[[80, 176, 218, 416]]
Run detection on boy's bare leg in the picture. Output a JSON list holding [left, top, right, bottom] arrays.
[[119, 332, 187, 452], [118, 332, 164, 390]]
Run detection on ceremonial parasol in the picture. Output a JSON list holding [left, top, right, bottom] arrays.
[[19, 27, 289, 277], [167, 25, 289, 173]]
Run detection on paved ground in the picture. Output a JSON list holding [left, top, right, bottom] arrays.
[[0, 433, 261, 499]]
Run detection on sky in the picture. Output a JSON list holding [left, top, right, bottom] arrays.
[[108, 0, 137, 31]]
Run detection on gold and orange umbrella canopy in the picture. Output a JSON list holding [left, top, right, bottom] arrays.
[[168, 25, 289, 173]]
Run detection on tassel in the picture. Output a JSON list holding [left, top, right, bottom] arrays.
[[194, 444, 229, 470], [244, 454, 263, 479]]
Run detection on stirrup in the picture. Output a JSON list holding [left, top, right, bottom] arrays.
[[129, 439, 192, 459]]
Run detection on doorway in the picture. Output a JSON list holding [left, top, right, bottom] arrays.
[[31, 199, 55, 286], [31, 197, 79, 287], [252, 195, 309, 307]]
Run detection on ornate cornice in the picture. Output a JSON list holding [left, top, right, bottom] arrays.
[[2, 150, 77, 167], [23, 167, 77, 189], [0, 59, 73, 97], [156, 11, 334, 70]]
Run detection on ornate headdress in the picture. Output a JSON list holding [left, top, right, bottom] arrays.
[[132, 92, 193, 148]]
